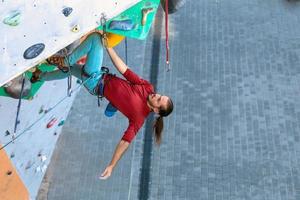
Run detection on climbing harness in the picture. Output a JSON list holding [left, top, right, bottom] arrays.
[[165, 0, 170, 71], [12, 74, 26, 142], [96, 67, 109, 107], [0, 74, 95, 151], [80, 65, 108, 107]]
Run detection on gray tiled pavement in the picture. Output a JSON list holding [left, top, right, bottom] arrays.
[[39, 0, 300, 199]]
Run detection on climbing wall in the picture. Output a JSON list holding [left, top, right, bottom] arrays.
[[0, 0, 140, 87], [0, 77, 80, 199]]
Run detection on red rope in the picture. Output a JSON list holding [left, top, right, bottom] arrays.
[[165, 0, 170, 70]]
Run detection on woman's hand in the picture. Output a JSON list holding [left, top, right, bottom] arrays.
[[94, 29, 104, 35], [99, 165, 114, 180]]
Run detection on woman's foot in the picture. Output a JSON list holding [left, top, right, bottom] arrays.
[[46, 55, 69, 72], [30, 68, 42, 83]]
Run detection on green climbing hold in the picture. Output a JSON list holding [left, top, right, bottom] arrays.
[[3, 10, 21, 26], [39, 106, 44, 114], [58, 120, 65, 126]]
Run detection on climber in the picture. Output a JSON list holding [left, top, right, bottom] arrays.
[[30, 31, 174, 179]]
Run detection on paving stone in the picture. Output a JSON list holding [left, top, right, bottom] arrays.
[[38, 0, 300, 200]]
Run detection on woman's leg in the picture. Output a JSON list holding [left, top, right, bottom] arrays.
[[40, 64, 82, 81], [66, 33, 103, 74]]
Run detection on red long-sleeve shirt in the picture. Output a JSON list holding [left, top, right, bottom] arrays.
[[103, 69, 154, 143]]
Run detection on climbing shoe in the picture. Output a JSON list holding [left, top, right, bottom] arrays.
[[104, 102, 118, 117], [46, 55, 69, 73], [30, 68, 42, 83]]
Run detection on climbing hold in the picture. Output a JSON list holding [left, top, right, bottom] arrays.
[[10, 152, 15, 158], [141, 8, 154, 26], [76, 79, 82, 84], [54, 132, 57, 136], [35, 166, 41, 173], [47, 117, 57, 128], [3, 10, 21, 26], [71, 24, 80, 33], [41, 164, 47, 173], [23, 43, 45, 59], [109, 19, 135, 31], [106, 33, 125, 48], [5, 130, 10, 136], [62, 7, 73, 17], [41, 155, 47, 162], [25, 161, 33, 170], [6, 171, 13, 176], [4, 75, 31, 99], [58, 120, 65, 126], [161, 0, 186, 14], [39, 106, 44, 114]]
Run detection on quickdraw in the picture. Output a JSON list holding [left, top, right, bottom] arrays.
[[12, 74, 26, 142], [100, 13, 108, 47]]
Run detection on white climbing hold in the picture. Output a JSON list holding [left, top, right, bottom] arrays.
[[35, 166, 41, 173], [41, 155, 47, 162], [41, 164, 47, 173]]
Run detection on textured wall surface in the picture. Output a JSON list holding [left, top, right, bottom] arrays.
[[0, 0, 140, 86], [0, 77, 79, 199]]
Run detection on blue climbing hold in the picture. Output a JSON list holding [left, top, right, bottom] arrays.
[[104, 102, 118, 117], [109, 19, 135, 31], [3, 10, 21, 26], [23, 43, 45, 59], [62, 7, 73, 17]]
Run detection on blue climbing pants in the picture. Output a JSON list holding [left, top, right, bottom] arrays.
[[40, 33, 104, 95]]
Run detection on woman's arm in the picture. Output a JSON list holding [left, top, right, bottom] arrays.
[[99, 139, 130, 180], [106, 47, 128, 74]]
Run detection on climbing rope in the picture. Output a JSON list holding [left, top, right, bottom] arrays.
[[165, 0, 170, 71], [12, 75, 26, 142], [0, 74, 97, 151], [125, 38, 128, 65]]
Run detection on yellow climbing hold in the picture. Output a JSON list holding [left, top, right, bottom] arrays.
[[71, 25, 80, 33], [106, 33, 125, 48]]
